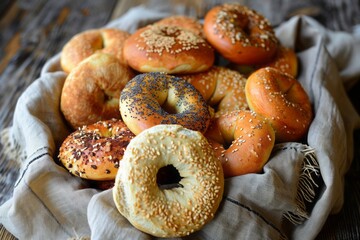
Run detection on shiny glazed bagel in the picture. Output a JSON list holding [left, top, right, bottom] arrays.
[[61, 52, 134, 129], [229, 45, 298, 78], [205, 110, 275, 178], [58, 119, 135, 181], [203, 3, 278, 65], [155, 15, 205, 38], [260, 45, 298, 77], [181, 66, 249, 116], [113, 124, 224, 238], [119, 72, 211, 135], [61, 28, 130, 73], [245, 67, 313, 142], [123, 24, 214, 74]]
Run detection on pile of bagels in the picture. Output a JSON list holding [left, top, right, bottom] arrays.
[[57, 3, 313, 238]]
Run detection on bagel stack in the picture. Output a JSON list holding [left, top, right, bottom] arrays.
[[58, 28, 136, 189], [56, 3, 313, 238]]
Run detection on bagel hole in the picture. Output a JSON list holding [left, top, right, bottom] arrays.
[[162, 89, 181, 114], [103, 94, 111, 102], [223, 142, 232, 150], [162, 102, 179, 114], [157, 165, 183, 190]]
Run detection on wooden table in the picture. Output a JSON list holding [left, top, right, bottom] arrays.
[[1, 0, 359, 239]]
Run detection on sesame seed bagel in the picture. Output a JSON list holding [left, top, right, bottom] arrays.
[[203, 3, 278, 65], [205, 110, 275, 178], [259, 45, 298, 78], [60, 52, 134, 129], [119, 72, 211, 135], [113, 124, 224, 237], [123, 24, 214, 74], [58, 119, 135, 181], [181, 66, 249, 116], [245, 67, 313, 142], [155, 15, 205, 38], [229, 45, 298, 78], [61, 28, 130, 73]]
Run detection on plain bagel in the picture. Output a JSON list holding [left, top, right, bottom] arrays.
[[61, 28, 131, 73], [61, 52, 134, 129]]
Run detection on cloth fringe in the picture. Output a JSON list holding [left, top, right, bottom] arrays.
[[283, 146, 321, 225]]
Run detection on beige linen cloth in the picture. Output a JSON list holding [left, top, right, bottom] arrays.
[[1, 5, 360, 240]]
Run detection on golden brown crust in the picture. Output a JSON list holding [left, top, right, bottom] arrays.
[[260, 45, 298, 77], [203, 4, 278, 65], [155, 15, 205, 38], [113, 124, 224, 237], [60, 52, 135, 129], [205, 110, 275, 178], [181, 66, 249, 116], [58, 119, 135, 181], [245, 67, 313, 142], [119, 72, 211, 135], [230, 45, 299, 78], [123, 24, 214, 74], [61, 28, 130, 73]]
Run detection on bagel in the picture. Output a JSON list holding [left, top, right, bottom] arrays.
[[205, 110, 275, 178], [113, 124, 224, 237], [229, 45, 298, 78], [203, 3, 278, 65], [245, 67, 313, 142], [61, 28, 130, 73], [155, 15, 205, 38], [119, 72, 211, 135], [58, 119, 135, 181], [60, 52, 134, 129], [181, 66, 249, 116], [260, 45, 298, 77], [123, 24, 214, 74]]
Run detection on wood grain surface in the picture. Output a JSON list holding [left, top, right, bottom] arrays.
[[0, 0, 359, 239]]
